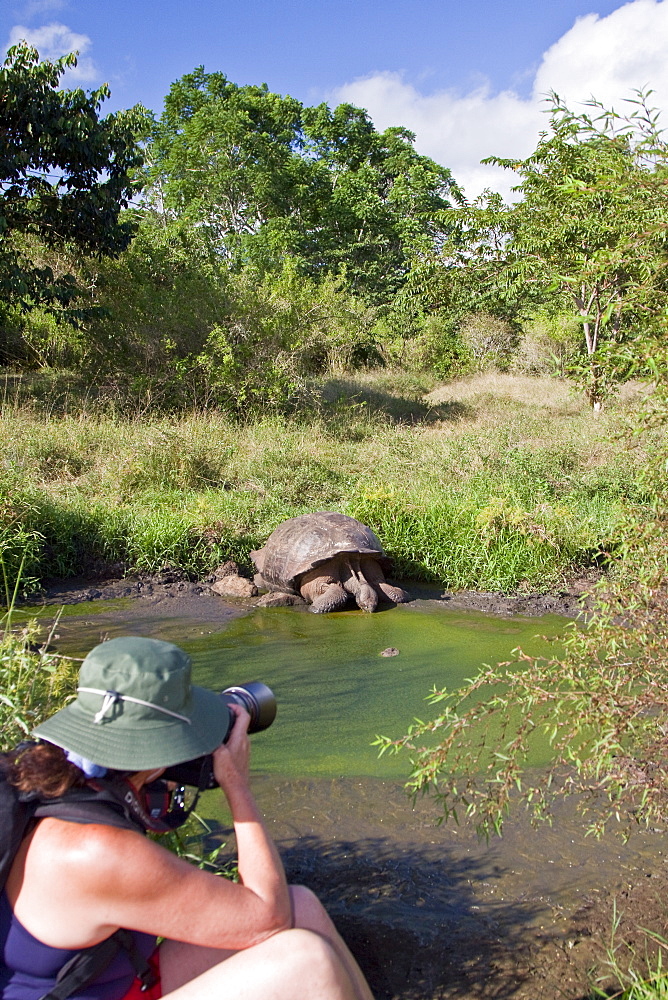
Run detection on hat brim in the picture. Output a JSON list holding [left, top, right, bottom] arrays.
[[33, 684, 231, 771]]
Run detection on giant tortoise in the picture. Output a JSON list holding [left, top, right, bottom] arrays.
[[250, 512, 410, 613]]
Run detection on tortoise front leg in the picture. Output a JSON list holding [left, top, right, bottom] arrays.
[[308, 582, 350, 613], [300, 566, 351, 613], [342, 556, 379, 612], [376, 581, 410, 603], [361, 557, 410, 604]]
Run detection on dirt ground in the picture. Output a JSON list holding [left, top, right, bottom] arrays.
[[30, 565, 599, 619], [262, 779, 668, 1000], [22, 570, 667, 1000]]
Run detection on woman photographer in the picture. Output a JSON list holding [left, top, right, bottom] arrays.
[[1, 636, 374, 1000]]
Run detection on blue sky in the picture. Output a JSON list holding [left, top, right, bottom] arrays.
[[4, 0, 668, 198]]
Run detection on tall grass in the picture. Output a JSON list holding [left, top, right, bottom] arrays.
[[594, 972, 668, 999], [0, 628, 77, 751], [0, 373, 651, 596], [0, 565, 78, 751]]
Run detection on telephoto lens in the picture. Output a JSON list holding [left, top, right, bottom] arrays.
[[162, 681, 276, 788], [220, 681, 276, 733]]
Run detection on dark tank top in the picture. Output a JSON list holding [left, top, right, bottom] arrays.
[[0, 891, 157, 1000]]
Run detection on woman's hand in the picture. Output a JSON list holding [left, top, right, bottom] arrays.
[[212, 703, 251, 794]]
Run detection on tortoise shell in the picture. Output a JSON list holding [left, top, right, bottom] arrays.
[[250, 512, 390, 594]]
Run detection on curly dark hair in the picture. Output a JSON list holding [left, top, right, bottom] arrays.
[[5, 742, 88, 797]]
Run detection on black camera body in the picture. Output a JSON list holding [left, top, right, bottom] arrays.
[[162, 681, 276, 789]]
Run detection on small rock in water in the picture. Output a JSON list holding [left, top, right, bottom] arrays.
[[380, 647, 399, 657], [211, 575, 258, 598]]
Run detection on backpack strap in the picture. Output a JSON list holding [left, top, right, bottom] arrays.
[[33, 774, 204, 835], [33, 790, 146, 833], [0, 762, 37, 888], [37, 929, 158, 1000]]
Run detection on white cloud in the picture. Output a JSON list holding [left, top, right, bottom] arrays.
[[329, 0, 668, 202], [20, 0, 69, 18], [333, 72, 543, 202], [6, 21, 97, 82], [534, 0, 668, 110]]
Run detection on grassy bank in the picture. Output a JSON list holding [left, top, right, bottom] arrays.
[[0, 373, 651, 597]]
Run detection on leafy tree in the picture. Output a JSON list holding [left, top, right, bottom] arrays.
[[427, 192, 522, 314], [146, 69, 459, 301], [405, 96, 668, 394], [147, 68, 304, 249], [484, 94, 668, 408], [0, 42, 143, 330], [298, 103, 458, 299], [372, 191, 525, 376]]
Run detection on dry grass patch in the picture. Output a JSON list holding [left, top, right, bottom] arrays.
[[425, 372, 577, 408], [426, 372, 651, 413]]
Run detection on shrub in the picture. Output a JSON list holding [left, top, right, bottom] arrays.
[[512, 311, 582, 376], [84, 217, 232, 372], [0, 616, 77, 750], [457, 312, 520, 372]]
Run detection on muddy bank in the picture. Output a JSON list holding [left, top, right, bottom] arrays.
[[25, 566, 597, 619], [437, 568, 597, 618], [249, 775, 667, 1000]]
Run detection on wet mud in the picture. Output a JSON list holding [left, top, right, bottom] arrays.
[[248, 775, 667, 1000], [19, 572, 666, 1000], [28, 565, 598, 620]]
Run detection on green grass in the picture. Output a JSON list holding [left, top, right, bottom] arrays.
[[598, 977, 668, 1000], [0, 606, 78, 751], [0, 372, 652, 596], [589, 918, 668, 1000]]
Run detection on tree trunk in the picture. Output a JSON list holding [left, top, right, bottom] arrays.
[[586, 357, 604, 412], [573, 286, 604, 411]]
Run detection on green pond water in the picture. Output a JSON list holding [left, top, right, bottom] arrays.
[[47, 599, 567, 779]]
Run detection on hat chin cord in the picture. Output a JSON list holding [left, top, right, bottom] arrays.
[[77, 687, 193, 726]]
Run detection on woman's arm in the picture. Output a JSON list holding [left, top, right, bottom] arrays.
[[10, 709, 292, 952], [210, 705, 291, 929]]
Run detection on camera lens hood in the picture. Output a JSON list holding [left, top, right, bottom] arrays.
[[222, 682, 277, 733]]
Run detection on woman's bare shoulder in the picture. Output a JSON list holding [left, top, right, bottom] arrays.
[[27, 817, 245, 945], [27, 817, 186, 887]]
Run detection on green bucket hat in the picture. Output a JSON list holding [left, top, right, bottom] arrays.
[[34, 636, 231, 771]]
